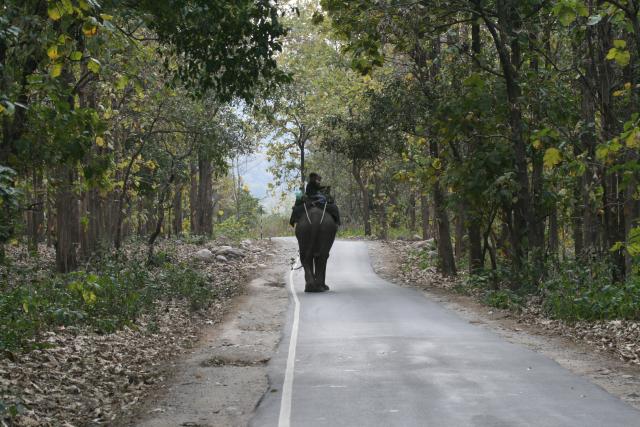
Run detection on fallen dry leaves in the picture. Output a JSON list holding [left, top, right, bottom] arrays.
[[1, 237, 274, 426]]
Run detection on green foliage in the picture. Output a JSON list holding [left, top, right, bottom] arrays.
[[215, 217, 253, 241], [336, 226, 365, 239], [0, 166, 20, 249], [542, 260, 640, 321], [483, 290, 524, 311], [0, 254, 217, 352], [137, 0, 290, 100], [158, 263, 216, 311]]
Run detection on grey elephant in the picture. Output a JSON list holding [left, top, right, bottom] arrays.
[[295, 204, 338, 292]]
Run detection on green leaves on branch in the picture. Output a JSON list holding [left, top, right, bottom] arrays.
[[552, 0, 588, 26], [607, 40, 631, 67], [543, 148, 562, 169], [611, 227, 640, 258]]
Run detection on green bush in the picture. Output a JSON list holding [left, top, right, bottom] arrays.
[[542, 260, 640, 321], [0, 256, 219, 352], [160, 263, 216, 311], [336, 226, 364, 238], [215, 217, 252, 241], [483, 289, 523, 310]]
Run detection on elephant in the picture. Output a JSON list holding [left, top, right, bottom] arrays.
[[295, 204, 338, 292]]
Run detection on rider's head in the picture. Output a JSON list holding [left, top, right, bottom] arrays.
[[309, 172, 322, 184]]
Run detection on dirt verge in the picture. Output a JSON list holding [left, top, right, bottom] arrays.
[[127, 239, 295, 427], [367, 240, 640, 411]]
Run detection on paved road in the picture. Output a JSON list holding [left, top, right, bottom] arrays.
[[251, 240, 640, 427]]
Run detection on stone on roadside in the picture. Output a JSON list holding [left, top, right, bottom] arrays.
[[214, 246, 246, 259], [194, 249, 214, 261], [413, 238, 436, 250], [216, 255, 228, 263]]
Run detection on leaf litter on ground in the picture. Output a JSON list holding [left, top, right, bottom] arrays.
[[1, 237, 274, 426]]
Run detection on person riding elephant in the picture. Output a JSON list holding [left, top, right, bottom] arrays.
[[289, 173, 340, 226], [290, 172, 340, 292]]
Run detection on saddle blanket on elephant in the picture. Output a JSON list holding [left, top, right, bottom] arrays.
[[289, 199, 341, 226]]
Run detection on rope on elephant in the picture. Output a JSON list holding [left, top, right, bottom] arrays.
[[320, 202, 327, 224], [303, 203, 312, 224], [302, 201, 328, 224]]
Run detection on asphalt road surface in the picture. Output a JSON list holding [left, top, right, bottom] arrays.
[[251, 240, 640, 427]]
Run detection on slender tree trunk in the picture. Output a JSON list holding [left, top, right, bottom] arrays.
[[172, 183, 183, 236], [469, 214, 483, 273], [299, 135, 306, 190], [408, 192, 417, 232], [432, 182, 456, 276], [420, 193, 430, 240], [454, 206, 465, 260], [429, 138, 456, 276], [352, 162, 371, 236], [148, 174, 174, 261], [195, 153, 213, 236], [549, 206, 559, 255], [46, 186, 55, 247], [467, 15, 485, 274], [480, 0, 533, 268], [27, 169, 44, 253], [189, 161, 198, 234], [594, 11, 626, 277], [54, 166, 80, 273]]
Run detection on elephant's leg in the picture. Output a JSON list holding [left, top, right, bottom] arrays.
[[301, 256, 316, 291], [314, 256, 330, 291], [304, 256, 327, 293]]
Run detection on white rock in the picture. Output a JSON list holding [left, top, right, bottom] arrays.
[[194, 249, 214, 261], [214, 245, 246, 258]]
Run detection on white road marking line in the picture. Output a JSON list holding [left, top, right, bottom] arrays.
[[278, 258, 301, 427]]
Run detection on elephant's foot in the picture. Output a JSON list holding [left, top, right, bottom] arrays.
[[304, 283, 328, 293], [320, 283, 330, 291]]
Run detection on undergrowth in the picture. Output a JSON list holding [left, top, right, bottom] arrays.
[[541, 260, 640, 321], [460, 258, 640, 321], [0, 249, 219, 352]]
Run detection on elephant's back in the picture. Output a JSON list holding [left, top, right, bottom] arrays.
[[295, 206, 337, 239]]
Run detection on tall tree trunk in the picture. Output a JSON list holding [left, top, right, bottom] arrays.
[[172, 183, 183, 236], [549, 206, 559, 255], [454, 205, 465, 260], [27, 169, 44, 253], [195, 153, 213, 236], [468, 213, 484, 273], [148, 174, 175, 261], [579, 32, 599, 252], [429, 139, 456, 276], [594, 9, 626, 277], [352, 162, 371, 236], [480, 0, 533, 268], [432, 182, 456, 276], [420, 193, 430, 240], [374, 175, 388, 239], [189, 161, 198, 234], [408, 192, 417, 232], [468, 14, 485, 274], [529, 30, 546, 264], [55, 166, 80, 273]]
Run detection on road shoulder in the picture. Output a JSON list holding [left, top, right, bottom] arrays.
[[128, 240, 294, 427]]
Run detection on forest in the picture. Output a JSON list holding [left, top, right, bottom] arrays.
[[2, 0, 640, 422], [267, 0, 640, 320]]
